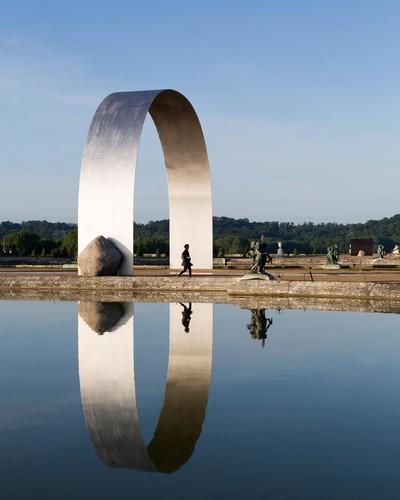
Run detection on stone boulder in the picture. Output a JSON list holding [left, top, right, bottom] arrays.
[[78, 236, 122, 276]]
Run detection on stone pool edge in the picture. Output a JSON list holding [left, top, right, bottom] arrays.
[[1, 275, 400, 300], [2, 275, 400, 314]]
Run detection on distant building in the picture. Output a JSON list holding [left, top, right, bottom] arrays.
[[349, 239, 373, 256]]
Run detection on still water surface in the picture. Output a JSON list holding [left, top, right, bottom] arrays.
[[1, 300, 400, 500]]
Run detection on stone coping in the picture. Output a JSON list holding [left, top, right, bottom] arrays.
[[1, 276, 400, 313]]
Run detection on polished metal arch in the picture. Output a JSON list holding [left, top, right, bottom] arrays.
[[78, 90, 213, 275], [78, 302, 213, 473]]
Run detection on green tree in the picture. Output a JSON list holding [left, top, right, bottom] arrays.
[[40, 248, 46, 257], [60, 247, 69, 258], [61, 229, 78, 257], [136, 244, 144, 257], [2, 231, 41, 255]]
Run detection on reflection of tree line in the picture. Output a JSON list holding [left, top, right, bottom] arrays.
[[78, 302, 274, 475]]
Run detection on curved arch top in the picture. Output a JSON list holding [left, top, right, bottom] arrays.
[[78, 90, 213, 275]]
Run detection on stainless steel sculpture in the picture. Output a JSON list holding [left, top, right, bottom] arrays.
[[78, 90, 213, 275]]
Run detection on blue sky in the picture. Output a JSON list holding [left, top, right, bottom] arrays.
[[1, 0, 399, 224]]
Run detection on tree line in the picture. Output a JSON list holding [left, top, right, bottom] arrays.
[[134, 215, 400, 255], [1, 214, 399, 258], [211, 215, 400, 255], [0, 221, 77, 258]]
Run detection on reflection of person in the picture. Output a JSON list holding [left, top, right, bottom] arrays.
[[179, 244, 192, 277], [179, 302, 193, 332]]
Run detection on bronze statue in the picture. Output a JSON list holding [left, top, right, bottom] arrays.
[[246, 235, 272, 274]]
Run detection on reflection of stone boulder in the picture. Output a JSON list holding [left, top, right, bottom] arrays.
[[78, 301, 124, 334], [78, 236, 122, 276]]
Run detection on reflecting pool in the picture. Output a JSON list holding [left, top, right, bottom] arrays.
[[1, 300, 400, 500]]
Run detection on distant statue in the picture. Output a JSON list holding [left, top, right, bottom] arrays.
[[217, 247, 225, 258], [377, 244, 385, 259], [246, 309, 273, 348], [246, 235, 272, 274], [247, 240, 256, 260], [326, 244, 339, 265]]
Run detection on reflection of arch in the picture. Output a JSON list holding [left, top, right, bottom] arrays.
[[78, 302, 213, 473], [78, 90, 213, 275]]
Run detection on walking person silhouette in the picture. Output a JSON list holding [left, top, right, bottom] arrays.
[[178, 244, 192, 277]]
